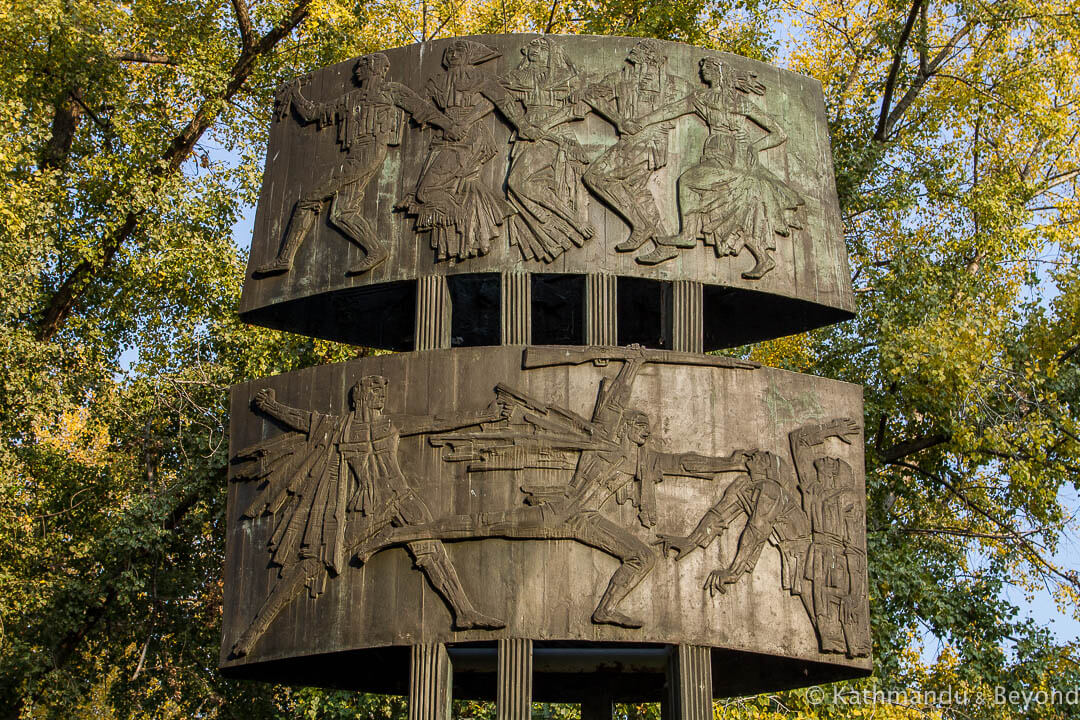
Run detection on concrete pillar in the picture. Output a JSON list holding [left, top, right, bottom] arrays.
[[671, 280, 703, 353], [585, 273, 617, 346], [409, 642, 453, 720], [663, 644, 712, 720], [497, 637, 533, 720], [415, 275, 451, 350], [501, 272, 531, 345]]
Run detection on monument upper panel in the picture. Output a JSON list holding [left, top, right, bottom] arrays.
[[239, 35, 853, 343]]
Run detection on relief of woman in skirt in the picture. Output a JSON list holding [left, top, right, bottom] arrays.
[[397, 40, 533, 262], [501, 36, 595, 263], [626, 56, 805, 279]]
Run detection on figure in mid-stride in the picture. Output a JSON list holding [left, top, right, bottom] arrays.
[[627, 56, 805, 279], [256, 54, 458, 277]]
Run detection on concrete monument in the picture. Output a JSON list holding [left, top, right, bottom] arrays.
[[222, 34, 869, 720]]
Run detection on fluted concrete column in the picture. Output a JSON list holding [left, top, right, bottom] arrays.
[[671, 280, 703, 353], [415, 275, 451, 350], [497, 638, 533, 720], [663, 644, 712, 720], [585, 273, 617, 346], [409, 643, 452, 720], [501, 272, 531, 345]]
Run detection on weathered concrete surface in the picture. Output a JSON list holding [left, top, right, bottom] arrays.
[[239, 35, 852, 347], [221, 346, 870, 697]]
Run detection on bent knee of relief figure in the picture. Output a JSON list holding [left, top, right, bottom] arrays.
[[229, 376, 507, 657], [255, 53, 457, 278]]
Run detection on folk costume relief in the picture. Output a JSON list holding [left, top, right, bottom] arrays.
[[581, 39, 693, 254], [250, 38, 822, 285], [226, 346, 868, 677], [502, 37, 596, 262], [229, 35, 867, 699], [396, 40, 533, 263], [629, 56, 806, 277], [257, 54, 456, 277]]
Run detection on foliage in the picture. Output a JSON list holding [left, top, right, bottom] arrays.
[[0, 0, 1077, 717]]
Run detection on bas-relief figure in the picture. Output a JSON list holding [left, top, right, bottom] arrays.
[[229, 350, 868, 659], [658, 418, 870, 658], [580, 39, 693, 254], [629, 56, 806, 276], [395, 40, 533, 263], [503, 37, 596, 263], [230, 375, 509, 658], [256, 54, 458, 277], [255, 37, 809, 280]]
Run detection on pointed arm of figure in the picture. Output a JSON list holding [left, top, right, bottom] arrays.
[[788, 418, 860, 486], [742, 105, 788, 152], [395, 399, 512, 437], [388, 82, 461, 138], [625, 94, 699, 134], [580, 77, 626, 130], [671, 449, 752, 478], [286, 81, 331, 125], [656, 475, 751, 559], [252, 388, 313, 433]]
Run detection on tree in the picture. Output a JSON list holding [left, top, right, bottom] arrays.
[[0, 0, 1077, 717]]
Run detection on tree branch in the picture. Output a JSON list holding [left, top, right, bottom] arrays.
[[545, 0, 560, 33], [889, 525, 1047, 541], [34, 0, 315, 342], [111, 51, 178, 65], [1040, 167, 1079, 191], [881, 20, 974, 137], [881, 432, 951, 463], [38, 90, 83, 171], [890, 460, 1080, 592], [230, 0, 257, 50], [875, 0, 925, 142]]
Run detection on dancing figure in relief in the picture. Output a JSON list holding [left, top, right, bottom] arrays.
[[230, 376, 508, 658], [581, 39, 692, 253], [256, 54, 457, 277], [628, 56, 805, 278], [397, 40, 538, 262], [502, 37, 596, 262]]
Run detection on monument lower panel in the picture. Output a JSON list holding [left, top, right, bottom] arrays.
[[222, 346, 871, 694]]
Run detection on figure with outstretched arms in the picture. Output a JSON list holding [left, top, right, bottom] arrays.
[[255, 54, 458, 277], [656, 417, 868, 658], [230, 376, 509, 657], [346, 347, 754, 628], [625, 56, 805, 277]]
